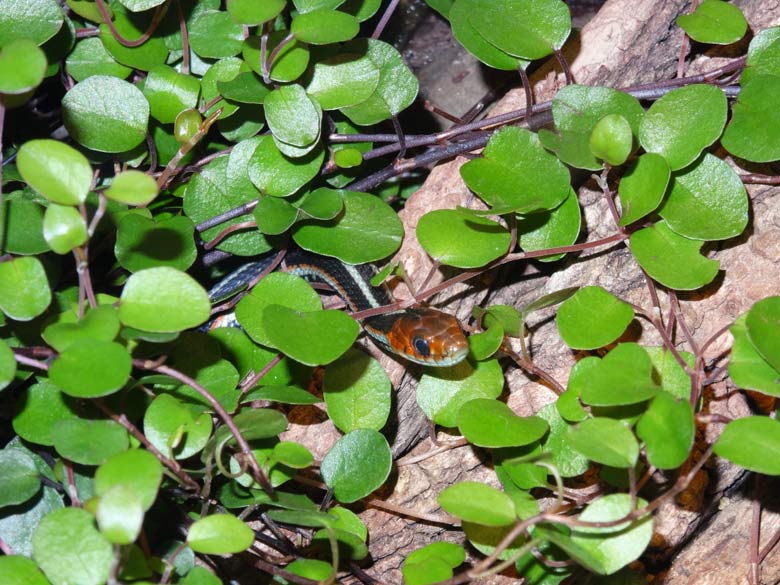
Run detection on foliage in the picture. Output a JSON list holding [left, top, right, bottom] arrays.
[[0, 0, 777, 583]]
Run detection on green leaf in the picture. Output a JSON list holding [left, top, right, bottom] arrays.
[[636, 393, 694, 469], [417, 209, 510, 268], [263, 305, 359, 366], [220, 408, 288, 443], [293, 190, 403, 263], [449, 0, 524, 70], [629, 221, 719, 290], [217, 71, 270, 104], [243, 32, 311, 83], [677, 0, 747, 45], [117, 0, 166, 10], [0, 448, 41, 507], [32, 508, 113, 585], [254, 196, 298, 234], [403, 542, 465, 585], [143, 394, 213, 459], [227, 0, 285, 24], [284, 559, 334, 581], [96, 485, 143, 544], [320, 429, 392, 503], [588, 114, 633, 166], [95, 449, 162, 512], [638, 84, 727, 171], [0, 40, 47, 95], [272, 442, 313, 469], [42, 203, 87, 254], [339, 39, 418, 125], [646, 346, 694, 400], [464, 0, 571, 59], [12, 380, 79, 446], [569, 494, 653, 575], [62, 75, 150, 153], [0, 339, 16, 391], [438, 481, 516, 526], [580, 343, 659, 406], [537, 403, 590, 477], [468, 321, 504, 361], [43, 305, 120, 353], [294, 0, 346, 12], [457, 399, 548, 448], [0, 556, 50, 585], [658, 153, 748, 241], [461, 126, 570, 214], [722, 75, 780, 163], [617, 153, 670, 226], [187, 514, 254, 554], [1, 192, 49, 254], [0, 0, 64, 47], [264, 83, 322, 149], [181, 567, 222, 585], [729, 313, 780, 396], [66, 37, 131, 81], [119, 267, 211, 332], [746, 296, 780, 373], [105, 170, 159, 206], [567, 417, 639, 468], [416, 359, 504, 427], [542, 84, 644, 171], [189, 10, 244, 59], [742, 27, 780, 84], [306, 52, 381, 110], [556, 286, 634, 350], [714, 416, 780, 475], [52, 417, 128, 466], [291, 9, 360, 45], [200, 56, 247, 119], [98, 6, 167, 72], [246, 134, 324, 198], [324, 348, 391, 433], [243, 385, 321, 405], [49, 339, 130, 398], [0, 256, 52, 320], [115, 214, 196, 272], [16, 139, 92, 205], [517, 187, 581, 262], [142, 64, 200, 124]]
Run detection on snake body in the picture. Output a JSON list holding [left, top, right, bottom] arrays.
[[209, 252, 469, 367]]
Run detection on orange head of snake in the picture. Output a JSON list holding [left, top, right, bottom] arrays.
[[378, 307, 469, 367]]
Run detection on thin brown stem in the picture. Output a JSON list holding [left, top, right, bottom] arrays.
[[95, 0, 169, 47], [174, 0, 190, 75], [372, 0, 401, 39], [554, 48, 573, 85], [202, 220, 257, 250]]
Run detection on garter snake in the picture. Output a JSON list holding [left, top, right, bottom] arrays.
[[208, 251, 470, 367]]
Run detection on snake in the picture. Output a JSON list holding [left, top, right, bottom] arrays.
[[208, 251, 470, 367]]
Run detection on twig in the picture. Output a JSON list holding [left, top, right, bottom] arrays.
[[95, 0, 169, 47]]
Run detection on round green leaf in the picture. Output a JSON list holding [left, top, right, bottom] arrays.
[[746, 296, 780, 373], [556, 286, 634, 350], [96, 485, 143, 544], [460, 126, 570, 214], [306, 52, 381, 110], [105, 170, 159, 206], [333, 147, 363, 168], [294, 0, 346, 12], [217, 71, 270, 104], [142, 64, 200, 124], [449, 0, 524, 70], [16, 139, 92, 205], [722, 75, 780, 163], [52, 418, 128, 465], [0, 339, 16, 392], [117, 0, 166, 10], [98, 6, 167, 72], [49, 339, 131, 398], [646, 346, 694, 400], [227, 0, 285, 24], [567, 417, 639, 468], [0, 40, 47, 94], [291, 9, 359, 45], [13, 380, 79, 446], [0, 256, 52, 320], [589, 114, 633, 166], [264, 84, 322, 148], [243, 385, 321, 405], [272, 442, 313, 469], [569, 494, 653, 575], [119, 267, 211, 332], [742, 27, 780, 84], [187, 514, 254, 554], [517, 186, 581, 262], [32, 508, 113, 585], [658, 153, 748, 241], [284, 559, 334, 582], [404, 542, 465, 585], [263, 305, 359, 366], [638, 84, 727, 171], [324, 347, 391, 432], [254, 196, 299, 235], [468, 321, 503, 361], [173, 108, 202, 144], [1, 193, 49, 254], [417, 209, 510, 268], [246, 134, 325, 197], [580, 343, 659, 406], [416, 359, 504, 428], [677, 0, 747, 45], [42, 203, 87, 254], [457, 398, 548, 448], [43, 305, 121, 353], [629, 221, 719, 290], [729, 314, 780, 396], [438, 481, 516, 526], [714, 416, 780, 475], [293, 190, 403, 263], [617, 153, 670, 226], [95, 449, 163, 511], [0, 0, 64, 47], [243, 32, 311, 83], [115, 214, 197, 272], [62, 75, 150, 153], [200, 56, 247, 119], [143, 394, 213, 459], [0, 448, 41, 507], [537, 403, 590, 477], [636, 393, 694, 469], [320, 429, 392, 503], [66, 37, 131, 81], [189, 9, 244, 59], [0, 555, 50, 585]]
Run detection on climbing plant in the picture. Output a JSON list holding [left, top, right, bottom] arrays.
[[0, 0, 779, 583]]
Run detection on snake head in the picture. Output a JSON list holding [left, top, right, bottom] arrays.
[[383, 307, 469, 367]]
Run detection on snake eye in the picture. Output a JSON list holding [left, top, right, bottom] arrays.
[[412, 336, 431, 358]]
